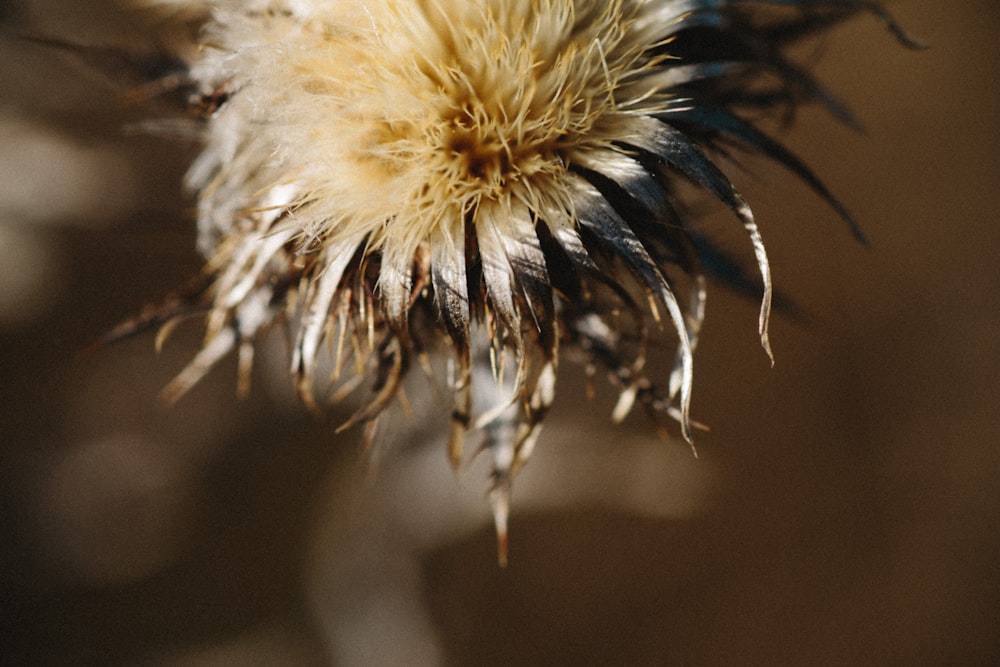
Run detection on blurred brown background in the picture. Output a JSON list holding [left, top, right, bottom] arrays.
[[1, 1, 997, 665]]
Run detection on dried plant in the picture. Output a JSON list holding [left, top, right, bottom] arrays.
[[108, 0, 915, 562]]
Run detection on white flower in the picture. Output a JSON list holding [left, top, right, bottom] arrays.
[[121, 0, 913, 561]]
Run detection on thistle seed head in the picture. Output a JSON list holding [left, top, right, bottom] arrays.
[[122, 0, 914, 561]]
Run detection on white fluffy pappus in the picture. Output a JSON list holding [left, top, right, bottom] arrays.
[[119, 0, 915, 562]]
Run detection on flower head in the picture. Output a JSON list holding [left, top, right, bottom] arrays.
[[123, 0, 913, 561]]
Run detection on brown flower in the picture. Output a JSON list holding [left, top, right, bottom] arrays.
[[121, 0, 915, 562]]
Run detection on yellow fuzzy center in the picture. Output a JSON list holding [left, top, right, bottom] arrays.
[[253, 0, 645, 247]]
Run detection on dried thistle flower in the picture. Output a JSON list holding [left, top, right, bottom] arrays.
[[118, 0, 914, 562]]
